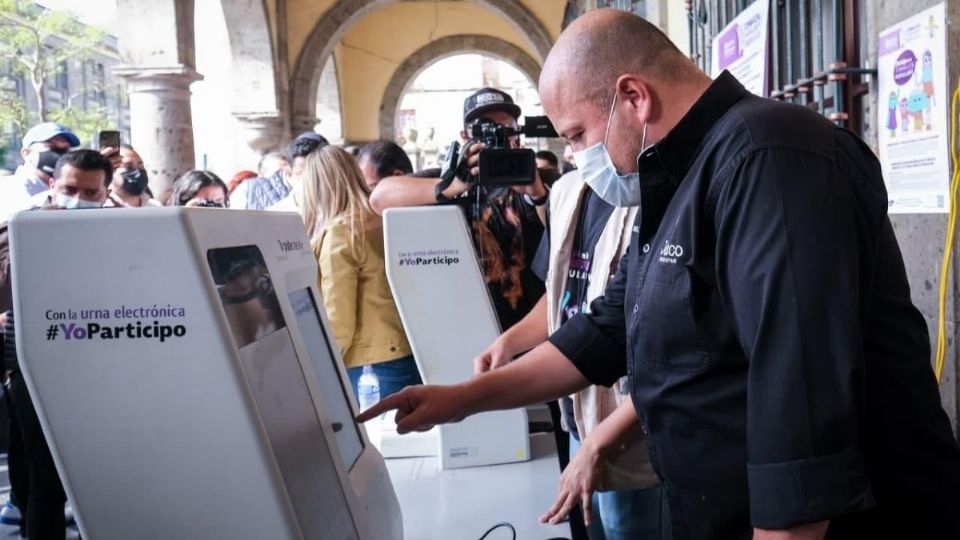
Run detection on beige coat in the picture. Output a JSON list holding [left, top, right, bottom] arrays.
[[545, 171, 659, 491]]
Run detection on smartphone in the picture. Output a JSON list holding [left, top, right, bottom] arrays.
[[97, 130, 121, 150]]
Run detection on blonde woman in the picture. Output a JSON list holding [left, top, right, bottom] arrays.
[[299, 145, 419, 400]]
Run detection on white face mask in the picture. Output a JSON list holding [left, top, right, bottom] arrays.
[[573, 91, 648, 207], [55, 193, 101, 210]]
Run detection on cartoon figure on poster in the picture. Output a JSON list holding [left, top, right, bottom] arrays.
[[877, 3, 950, 215], [908, 87, 929, 131], [899, 97, 909, 133], [887, 90, 899, 137], [921, 50, 936, 106]]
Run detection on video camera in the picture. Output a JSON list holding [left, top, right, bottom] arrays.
[[442, 116, 559, 187]]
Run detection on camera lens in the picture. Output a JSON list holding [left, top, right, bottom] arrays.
[[491, 155, 523, 176]]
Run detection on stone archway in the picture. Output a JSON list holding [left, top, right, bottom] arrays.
[[220, 0, 279, 114], [288, 0, 553, 133], [219, 0, 284, 152], [378, 35, 542, 141], [316, 56, 344, 142]]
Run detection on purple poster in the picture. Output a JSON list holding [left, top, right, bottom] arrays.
[[710, 0, 771, 96]]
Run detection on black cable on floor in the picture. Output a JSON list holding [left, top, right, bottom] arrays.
[[478, 522, 516, 540], [477, 520, 572, 540]]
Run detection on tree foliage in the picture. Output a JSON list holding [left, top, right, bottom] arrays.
[[0, 0, 113, 152], [0, 0, 105, 119]]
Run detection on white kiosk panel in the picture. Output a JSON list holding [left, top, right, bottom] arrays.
[[9, 208, 401, 540], [383, 206, 530, 469]]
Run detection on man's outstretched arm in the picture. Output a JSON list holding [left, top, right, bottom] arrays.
[[369, 175, 470, 214], [357, 341, 589, 433], [369, 143, 483, 214]]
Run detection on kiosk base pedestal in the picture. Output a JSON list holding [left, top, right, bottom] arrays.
[[368, 414, 438, 459]]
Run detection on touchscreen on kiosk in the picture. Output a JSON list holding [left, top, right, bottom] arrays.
[[288, 287, 363, 469], [207, 245, 363, 472]]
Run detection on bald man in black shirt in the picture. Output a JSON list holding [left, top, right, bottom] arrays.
[[360, 9, 960, 540]]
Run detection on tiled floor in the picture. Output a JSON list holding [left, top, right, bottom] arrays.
[[0, 414, 570, 540], [386, 432, 571, 540]]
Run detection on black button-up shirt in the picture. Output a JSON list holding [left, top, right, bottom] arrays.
[[550, 72, 960, 539]]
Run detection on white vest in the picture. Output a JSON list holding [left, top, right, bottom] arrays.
[[545, 171, 658, 491]]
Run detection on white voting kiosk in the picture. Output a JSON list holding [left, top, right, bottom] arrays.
[[9, 208, 402, 540], [383, 206, 530, 470]]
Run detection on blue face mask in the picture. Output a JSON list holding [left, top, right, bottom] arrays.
[[573, 91, 647, 208], [55, 193, 102, 210]]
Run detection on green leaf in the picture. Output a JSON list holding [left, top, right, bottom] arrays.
[[0, 0, 110, 119]]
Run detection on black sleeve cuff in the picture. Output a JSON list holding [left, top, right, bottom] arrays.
[[748, 448, 875, 529], [548, 314, 626, 387]]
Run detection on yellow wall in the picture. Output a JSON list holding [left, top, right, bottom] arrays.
[[335, 2, 541, 141], [519, 0, 568, 41], [285, 0, 337, 68], [283, 0, 566, 78]]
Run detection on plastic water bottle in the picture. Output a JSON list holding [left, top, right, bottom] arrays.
[[357, 365, 381, 413], [357, 365, 383, 448]]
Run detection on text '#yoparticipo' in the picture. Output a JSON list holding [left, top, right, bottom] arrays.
[[48, 320, 187, 343], [398, 255, 460, 266]]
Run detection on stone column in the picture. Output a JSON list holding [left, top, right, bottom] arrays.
[[234, 113, 285, 169], [290, 114, 320, 139], [114, 65, 202, 204]]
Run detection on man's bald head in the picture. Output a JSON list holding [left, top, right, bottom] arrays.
[[541, 9, 694, 110], [539, 9, 711, 177]]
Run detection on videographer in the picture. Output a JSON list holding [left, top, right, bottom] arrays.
[[369, 88, 549, 331]]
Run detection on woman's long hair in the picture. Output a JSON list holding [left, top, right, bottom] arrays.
[[298, 145, 375, 250], [170, 170, 229, 207]]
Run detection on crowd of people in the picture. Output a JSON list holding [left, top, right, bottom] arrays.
[[3, 8, 960, 540], [0, 88, 580, 538]]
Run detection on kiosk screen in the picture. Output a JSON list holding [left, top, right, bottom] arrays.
[[288, 287, 364, 470], [206, 245, 286, 348]]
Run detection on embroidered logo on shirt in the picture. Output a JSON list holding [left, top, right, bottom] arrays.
[[658, 240, 685, 264]]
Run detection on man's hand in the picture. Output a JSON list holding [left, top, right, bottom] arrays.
[[512, 168, 549, 200], [356, 384, 469, 434], [439, 142, 485, 199], [463, 141, 483, 179], [440, 175, 472, 199], [473, 336, 515, 374], [100, 146, 121, 171], [540, 437, 604, 526]]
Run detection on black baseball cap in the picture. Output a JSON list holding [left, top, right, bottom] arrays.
[[463, 87, 522, 125], [293, 131, 329, 146]]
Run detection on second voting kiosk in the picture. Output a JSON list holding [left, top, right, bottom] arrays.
[[383, 206, 530, 469], [9, 208, 401, 540]]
